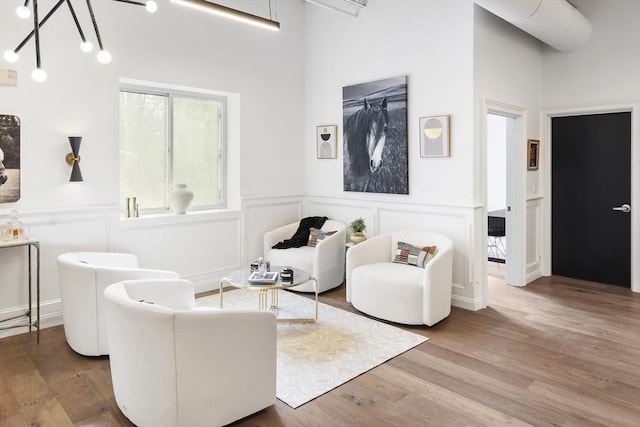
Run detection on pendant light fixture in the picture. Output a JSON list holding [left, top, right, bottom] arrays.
[[3, 0, 158, 82], [170, 0, 280, 32]]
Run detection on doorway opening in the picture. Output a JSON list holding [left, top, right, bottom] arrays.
[[487, 113, 507, 265], [487, 113, 508, 285], [481, 100, 527, 308]]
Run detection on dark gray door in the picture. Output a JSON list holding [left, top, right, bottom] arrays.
[[551, 112, 631, 287]]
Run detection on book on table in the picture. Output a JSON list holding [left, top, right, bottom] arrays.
[[248, 271, 279, 284]]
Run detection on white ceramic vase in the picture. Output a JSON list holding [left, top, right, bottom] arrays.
[[169, 184, 194, 214]]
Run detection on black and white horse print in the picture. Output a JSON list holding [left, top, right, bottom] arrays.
[[343, 97, 389, 192], [0, 148, 7, 186], [0, 115, 22, 202], [342, 76, 408, 194]]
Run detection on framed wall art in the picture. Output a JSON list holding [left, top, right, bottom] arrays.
[[527, 139, 539, 170], [0, 114, 21, 203], [317, 125, 337, 159], [419, 115, 449, 158], [342, 75, 408, 194]]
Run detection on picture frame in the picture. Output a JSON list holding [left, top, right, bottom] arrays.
[[419, 115, 450, 157], [527, 139, 539, 170], [317, 125, 337, 159], [343, 75, 408, 194], [0, 114, 21, 203]]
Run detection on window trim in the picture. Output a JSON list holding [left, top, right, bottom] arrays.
[[119, 82, 227, 214]]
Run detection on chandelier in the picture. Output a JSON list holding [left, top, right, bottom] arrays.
[[3, 0, 158, 82]]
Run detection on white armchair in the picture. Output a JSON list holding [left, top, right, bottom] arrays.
[[57, 252, 178, 356], [264, 219, 347, 293], [346, 231, 454, 326], [104, 279, 276, 427]]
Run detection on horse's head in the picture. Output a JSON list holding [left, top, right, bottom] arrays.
[[0, 148, 7, 186], [365, 97, 388, 173]]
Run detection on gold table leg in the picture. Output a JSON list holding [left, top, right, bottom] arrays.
[[275, 277, 318, 324]]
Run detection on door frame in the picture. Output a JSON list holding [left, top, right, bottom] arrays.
[[480, 99, 528, 307], [542, 102, 640, 293]]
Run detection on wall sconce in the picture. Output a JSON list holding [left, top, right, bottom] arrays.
[[65, 136, 83, 182]]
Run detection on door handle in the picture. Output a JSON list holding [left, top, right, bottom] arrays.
[[612, 204, 631, 213]]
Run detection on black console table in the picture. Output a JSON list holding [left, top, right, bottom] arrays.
[[0, 239, 40, 343]]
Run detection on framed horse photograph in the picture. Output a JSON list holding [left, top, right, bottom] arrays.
[[0, 115, 21, 203], [342, 75, 408, 194]]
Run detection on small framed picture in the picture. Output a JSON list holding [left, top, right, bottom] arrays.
[[317, 125, 337, 159], [420, 115, 450, 157], [527, 139, 539, 170]]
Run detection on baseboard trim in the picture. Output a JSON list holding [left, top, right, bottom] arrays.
[[452, 294, 484, 311]]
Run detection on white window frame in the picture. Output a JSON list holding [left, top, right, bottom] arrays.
[[119, 82, 227, 214]]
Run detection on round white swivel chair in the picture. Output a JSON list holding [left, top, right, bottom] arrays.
[[57, 252, 179, 356], [346, 231, 454, 326], [104, 278, 276, 427], [264, 219, 347, 293]]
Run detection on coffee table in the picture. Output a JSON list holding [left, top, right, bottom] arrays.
[[219, 266, 318, 323]]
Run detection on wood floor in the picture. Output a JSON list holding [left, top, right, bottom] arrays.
[[1, 266, 639, 426]]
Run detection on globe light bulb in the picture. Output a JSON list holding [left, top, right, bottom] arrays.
[[97, 50, 112, 64], [146, 1, 158, 13], [16, 5, 31, 19], [80, 41, 93, 52], [3, 50, 19, 63], [31, 68, 47, 82]]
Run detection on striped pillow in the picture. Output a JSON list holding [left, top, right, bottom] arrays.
[[307, 228, 337, 247], [393, 242, 437, 268]]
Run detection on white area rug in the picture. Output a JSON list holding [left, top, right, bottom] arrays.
[[197, 289, 428, 408]]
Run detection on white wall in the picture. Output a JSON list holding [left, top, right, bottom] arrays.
[[473, 4, 544, 285], [542, 0, 640, 108], [0, 0, 306, 337], [305, 0, 475, 206], [540, 0, 640, 291], [487, 114, 507, 212], [304, 0, 480, 308]]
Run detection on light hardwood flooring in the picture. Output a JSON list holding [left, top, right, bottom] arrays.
[[1, 265, 639, 426]]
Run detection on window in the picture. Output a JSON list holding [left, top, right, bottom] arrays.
[[119, 86, 225, 214]]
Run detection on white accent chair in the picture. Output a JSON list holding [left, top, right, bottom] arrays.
[[104, 279, 276, 427], [264, 220, 347, 293], [57, 252, 178, 356], [346, 231, 454, 326]]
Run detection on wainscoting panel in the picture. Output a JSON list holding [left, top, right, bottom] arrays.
[[306, 195, 480, 310], [118, 210, 242, 293], [306, 197, 375, 234], [0, 207, 116, 339], [243, 196, 304, 264], [376, 205, 473, 290]]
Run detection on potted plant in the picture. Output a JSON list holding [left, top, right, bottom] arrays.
[[349, 217, 367, 243]]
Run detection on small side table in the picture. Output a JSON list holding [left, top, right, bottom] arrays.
[[0, 238, 40, 343]]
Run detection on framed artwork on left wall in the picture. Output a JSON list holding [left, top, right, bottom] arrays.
[[0, 115, 21, 203]]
